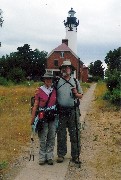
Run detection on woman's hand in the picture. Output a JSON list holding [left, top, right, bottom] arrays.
[[31, 99, 39, 125]]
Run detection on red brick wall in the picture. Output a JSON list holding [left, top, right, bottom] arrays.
[[47, 51, 88, 82], [82, 67, 88, 82], [47, 51, 80, 78]]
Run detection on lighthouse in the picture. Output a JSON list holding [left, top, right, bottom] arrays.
[[64, 8, 79, 55]]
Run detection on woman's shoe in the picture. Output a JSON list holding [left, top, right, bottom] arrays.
[[39, 160, 46, 165], [48, 159, 53, 165]]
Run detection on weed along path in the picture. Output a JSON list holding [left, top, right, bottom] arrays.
[[10, 83, 97, 180]]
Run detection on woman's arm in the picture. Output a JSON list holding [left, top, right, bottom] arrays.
[[31, 99, 39, 125]]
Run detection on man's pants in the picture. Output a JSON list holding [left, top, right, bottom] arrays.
[[57, 107, 81, 159]]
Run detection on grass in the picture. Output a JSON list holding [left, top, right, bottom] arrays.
[[93, 81, 120, 111], [81, 82, 91, 93], [0, 82, 42, 173]]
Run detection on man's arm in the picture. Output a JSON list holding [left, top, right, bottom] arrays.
[[75, 92, 83, 99], [71, 87, 83, 99], [72, 79, 83, 99]]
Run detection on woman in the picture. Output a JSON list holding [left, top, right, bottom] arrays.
[[31, 72, 57, 165]]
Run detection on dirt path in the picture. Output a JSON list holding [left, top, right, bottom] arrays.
[[65, 85, 121, 180]]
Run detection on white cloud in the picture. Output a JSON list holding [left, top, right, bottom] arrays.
[[0, 0, 120, 65]]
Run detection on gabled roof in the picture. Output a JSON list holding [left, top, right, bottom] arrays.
[[47, 43, 79, 59], [54, 43, 72, 51]]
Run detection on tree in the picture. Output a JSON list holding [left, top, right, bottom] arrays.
[[104, 47, 121, 72], [0, 53, 19, 77], [0, 9, 4, 47], [7, 67, 26, 83], [104, 47, 121, 91], [17, 44, 34, 76], [0, 9, 4, 27], [32, 49, 47, 77], [0, 44, 48, 82], [88, 62, 94, 75], [88, 60, 104, 81], [104, 47, 121, 105], [17, 45, 47, 78]]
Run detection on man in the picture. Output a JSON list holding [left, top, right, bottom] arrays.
[[56, 60, 83, 163]]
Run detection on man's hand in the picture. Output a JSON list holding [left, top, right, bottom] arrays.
[[71, 87, 78, 94]]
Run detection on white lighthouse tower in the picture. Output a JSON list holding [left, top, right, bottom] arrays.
[[64, 8, 79, 55]]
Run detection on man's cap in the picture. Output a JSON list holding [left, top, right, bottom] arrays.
[[59, 60, 75, 70]]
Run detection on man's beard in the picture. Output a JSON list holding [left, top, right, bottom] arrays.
[[62, 72, 71, 77]]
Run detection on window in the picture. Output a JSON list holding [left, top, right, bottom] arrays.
[[54, 60, 58, 67], [60, 52, 64, 58]]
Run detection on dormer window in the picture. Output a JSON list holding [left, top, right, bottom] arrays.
[[60, 52, 64, 58]]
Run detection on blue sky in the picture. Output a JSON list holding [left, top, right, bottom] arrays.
[[0, 0, 120, 68]]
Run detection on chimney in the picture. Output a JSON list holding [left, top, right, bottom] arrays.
[[62, 39, 68, 46]]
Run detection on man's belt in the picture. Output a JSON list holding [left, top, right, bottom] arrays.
[[58, 105, 75, 110]]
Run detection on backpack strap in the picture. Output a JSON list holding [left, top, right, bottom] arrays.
[[73, 78, 78, 91], [54, 76, 80, 107], [61, 76, 74, 87], [55, 76, 78, 91], [60, 77, 80, 107], [73, 78, 80, 107], [53, 77, 60, 90], [44, 91, 53, 108]]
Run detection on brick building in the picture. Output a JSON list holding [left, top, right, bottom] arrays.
[[46, 39, 88, 82]]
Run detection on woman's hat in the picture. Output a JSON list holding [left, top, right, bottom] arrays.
[[41, 71, 54, 80], [59, 60, 75, 70]]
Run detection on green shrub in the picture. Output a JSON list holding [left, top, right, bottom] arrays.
[[19, 80, 35, 86], [7, 68, 26, 83], [0, 77, 9, 86], [0, 161, 8, 170], [105, 70, 120, 92], [88, 76, 102, 82], [103, 91, 111, 100], [19, 80, 44, 87], [81, 82, 90, 88], [103, 89, 121, 106], [111, 88, 121, 105], [0, 77, 14, 86], [88, 77, 93, 82]]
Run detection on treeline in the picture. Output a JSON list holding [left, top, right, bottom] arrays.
[[0, 44, 48, 83], [0, 44, 120, 105], [88, 60, 104, 81], [88, 47, 120, 106], [103, 47, 121, 105]]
